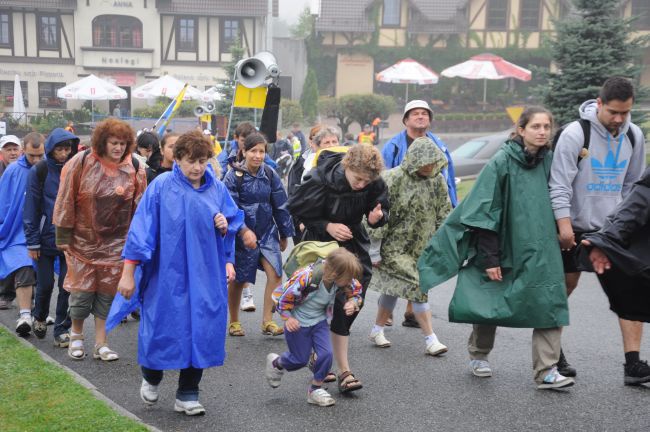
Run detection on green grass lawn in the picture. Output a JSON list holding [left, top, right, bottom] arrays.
[[456, 179, 476, 201], [0, 327, 148, 432]]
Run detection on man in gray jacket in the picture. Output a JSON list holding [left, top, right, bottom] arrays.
[[549, 76, 647, 385]]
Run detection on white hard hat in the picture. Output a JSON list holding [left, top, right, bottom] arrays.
[[402, 100, 433, 124]]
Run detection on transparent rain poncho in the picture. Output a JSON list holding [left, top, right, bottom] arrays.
[[53, 151, 146, 295]]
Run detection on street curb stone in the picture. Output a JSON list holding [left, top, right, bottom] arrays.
[[0, 321, 163, 432]]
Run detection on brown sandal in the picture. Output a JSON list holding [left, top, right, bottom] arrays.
[[67, 334, 85, 360], [337, 371, 363, 393]]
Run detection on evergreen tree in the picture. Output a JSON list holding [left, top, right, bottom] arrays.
[[537, 0, 648, 126], [300, 68, 319, 123]]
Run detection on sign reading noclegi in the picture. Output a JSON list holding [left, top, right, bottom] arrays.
[[113, 1, 133, 6], [81, 48, 153, 70]]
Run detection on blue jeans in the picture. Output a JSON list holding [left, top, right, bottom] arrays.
[[280, 319, 333, 382], [33, 254, 70, 338], [141, 366, 204, 401]]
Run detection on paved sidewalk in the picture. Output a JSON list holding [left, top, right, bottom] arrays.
[[1, 272, 649, 432]]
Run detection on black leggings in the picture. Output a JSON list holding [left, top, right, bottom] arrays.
[[329, 246, 372, 336], [141, 366, 204, 401]]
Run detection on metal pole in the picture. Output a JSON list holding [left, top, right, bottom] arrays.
[[225, 82, 237, 142], [482, 79, 487, 111]]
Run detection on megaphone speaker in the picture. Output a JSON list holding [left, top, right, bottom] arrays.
[[193, 106, 205, 117], [205, 102, 215, 112], [235, 51, 280, 88]]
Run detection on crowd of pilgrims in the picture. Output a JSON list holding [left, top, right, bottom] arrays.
[[1, 88, 649, 414]]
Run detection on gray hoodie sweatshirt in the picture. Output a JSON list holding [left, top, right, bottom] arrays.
[[549, 100, 646, 232]]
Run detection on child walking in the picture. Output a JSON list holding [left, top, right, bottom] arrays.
[[265, 248, 363, 406]]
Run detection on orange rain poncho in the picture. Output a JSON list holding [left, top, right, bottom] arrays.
[[53, 151, 146, 295]]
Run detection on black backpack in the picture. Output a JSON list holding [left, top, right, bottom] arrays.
[[35, 149, 140, 187], [552, 118, 636, 165]]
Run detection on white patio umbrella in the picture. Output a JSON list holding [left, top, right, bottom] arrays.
[[200, 86, 224, 103], [57, 74, 127, 124], [132, 75, 203, 100], [376, 58, 439, 100], [441, 53, 532, 109], [12, 75, 26, 122]]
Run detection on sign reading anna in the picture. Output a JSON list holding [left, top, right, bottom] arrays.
[[113, 1, 133, 6]]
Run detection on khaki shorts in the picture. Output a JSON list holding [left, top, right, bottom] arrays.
[[68, 291, 115, 320]]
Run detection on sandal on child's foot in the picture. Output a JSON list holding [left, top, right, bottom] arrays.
[[68, 334, 85, 360], [93, 343, 119, 361], [261, 321, 284, 336], [337, 371, 363, 393], [228, 321, 245, 336], [324, 372, 337, 383]]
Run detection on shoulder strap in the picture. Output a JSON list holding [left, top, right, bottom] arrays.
[[626, 127, 636, 149], [308, 261, 324, 292], [577, 119, 591, 164], [392, 143, 399, 167], [81, 148, 91, 168], [131, 154, 140, 171], [235, 170, 244, 192], [35, 159, 48, 187]]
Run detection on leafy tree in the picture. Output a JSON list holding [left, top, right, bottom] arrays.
[[215, 39, 255, 139], [300, 68, 319, 123], [280, 99, 303, 128], [536, 0, 649, 126], [291, 7, 315, 39], [318, 94, 396, 134]]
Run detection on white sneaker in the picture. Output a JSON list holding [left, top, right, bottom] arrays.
[[307, 388, 335, 407], [140, 379, 159, 405], [470, 359, 493, 377], [240, 294, 256, 312], [174, 399, 206, 416], [537, 366, 575, 390], [46, 316, 55, 325], [368, 330, 391, 347], [16, 315, 32, 336], [265, 353, 284, 388], [425, 340, 448, 356]]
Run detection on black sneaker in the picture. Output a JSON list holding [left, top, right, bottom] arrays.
[[557, 349, 577, 377], [33, 320, 47, 339], [402, 313, 420, 328], [624, 360, 650, 386]]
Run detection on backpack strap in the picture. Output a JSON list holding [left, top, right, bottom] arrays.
[[626, 127, 636, 149], [392, 143, 399, 167], [35, 159, 48, 188], [577, 118, 591, 164], [307, 261, 324, 293]]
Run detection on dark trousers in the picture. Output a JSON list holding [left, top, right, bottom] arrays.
[[33, 254, 70, 338], [141, 366, 204, 401], [280, 319, 332, 382]]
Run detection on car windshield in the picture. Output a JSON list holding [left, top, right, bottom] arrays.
[[451, 140, 487, 159]]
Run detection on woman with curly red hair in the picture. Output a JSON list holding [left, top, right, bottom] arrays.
[[53, 118, 146, 362]]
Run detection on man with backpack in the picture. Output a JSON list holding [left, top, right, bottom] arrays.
[[380, 100, 458, 327], [23, 128, 78, 346], [549, 76, 647, 384]]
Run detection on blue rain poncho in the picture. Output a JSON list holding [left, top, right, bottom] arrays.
[[0, 155, 34, 278], [223, 162, 294, 283], [107, 164, 244, 370]]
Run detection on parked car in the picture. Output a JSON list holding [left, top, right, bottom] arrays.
[[451, 130, 511, 178]]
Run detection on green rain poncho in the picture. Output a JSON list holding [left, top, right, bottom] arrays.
[[417, 139, 568, 328], [368, 137, 451, 302]]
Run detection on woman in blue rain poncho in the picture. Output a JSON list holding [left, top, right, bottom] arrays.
[[223, 132, 294, 338], [109, 131, 244, 416]]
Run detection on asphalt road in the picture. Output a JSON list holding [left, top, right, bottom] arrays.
[[2, 269, 649, 432]]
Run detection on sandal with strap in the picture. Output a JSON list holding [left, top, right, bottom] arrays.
[[308, 352, 336, 382], [337, 371, 363, 393], [228, 321, 245, 337], [68, 334, 85, 360], [261, 321, 284, 336], [93, 343, 119, 361]]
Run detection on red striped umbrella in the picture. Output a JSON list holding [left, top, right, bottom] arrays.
[[441, 53, 532, 108], [376, 58, 439, 100]]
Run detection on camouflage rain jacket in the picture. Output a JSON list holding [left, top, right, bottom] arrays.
[[367, 137, 451, 302]]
